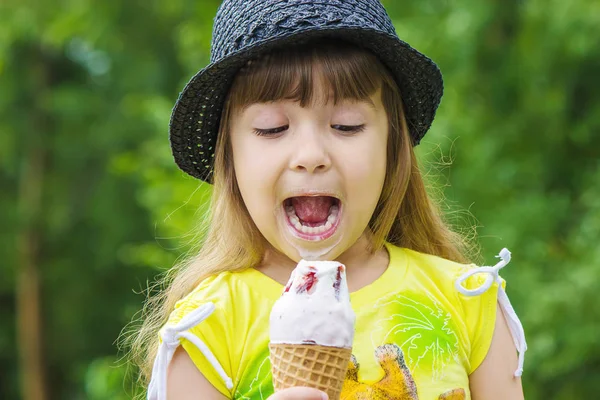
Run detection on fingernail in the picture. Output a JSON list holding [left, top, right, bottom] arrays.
[[320, 392, 329, 400]]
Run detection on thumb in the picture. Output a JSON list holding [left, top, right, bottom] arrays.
[[268, 386, 329, 400]]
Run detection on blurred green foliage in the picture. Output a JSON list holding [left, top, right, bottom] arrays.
[[1, 0, 599, 398]]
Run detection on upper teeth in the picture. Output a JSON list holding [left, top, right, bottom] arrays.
[[286, 204, 339, 235]]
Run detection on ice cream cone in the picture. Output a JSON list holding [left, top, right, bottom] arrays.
[[269, 343, 352, 400]]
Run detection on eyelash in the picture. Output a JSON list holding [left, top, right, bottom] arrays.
[[253, 125, 288, 136], [333, 124, 366, 133], [253, 124, 366, 136]]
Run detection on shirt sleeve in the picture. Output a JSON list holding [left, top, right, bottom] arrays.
[[455, 265, 506, 374], [162, 283, 235, 398]]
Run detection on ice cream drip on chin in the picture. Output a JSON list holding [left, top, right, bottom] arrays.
[[269, 260, 356, 348], [292, 237, 342, 261]]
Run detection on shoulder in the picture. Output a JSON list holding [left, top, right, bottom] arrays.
[[167, 272, 237, 325], [396, 245, 480, 289], [168, 268, 267, 325], [397, 245, 501, 312], [166, 268, 275, 332]]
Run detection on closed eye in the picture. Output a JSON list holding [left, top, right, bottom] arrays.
[[332, 124, 366, 134], [253, 125, 289, 136], [253, 124, 365, 136]]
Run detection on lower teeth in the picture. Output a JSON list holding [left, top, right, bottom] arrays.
[[286, 205, 339, 235]]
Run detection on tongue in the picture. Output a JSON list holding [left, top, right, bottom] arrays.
[[291, 196, 334, 223]]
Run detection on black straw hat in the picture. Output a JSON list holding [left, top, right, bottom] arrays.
[[170, 0, 444, 182]]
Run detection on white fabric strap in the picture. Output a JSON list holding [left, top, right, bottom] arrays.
[[455, 248, 527, 377], [147, 302, 234, 400]]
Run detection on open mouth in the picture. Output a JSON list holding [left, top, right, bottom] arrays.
[[283, 195, 342, 241]]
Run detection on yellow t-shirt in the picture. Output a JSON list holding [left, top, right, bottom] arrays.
[[163, 243, 504, 400]]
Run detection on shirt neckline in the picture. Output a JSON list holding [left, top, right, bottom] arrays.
[[235, 242, 409, 309]]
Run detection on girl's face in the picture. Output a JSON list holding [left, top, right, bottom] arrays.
[[230, 83, 388, 262]]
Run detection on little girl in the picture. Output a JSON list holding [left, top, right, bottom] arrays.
[[133, 0, 527, 399]]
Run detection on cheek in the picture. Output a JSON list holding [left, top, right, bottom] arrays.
[[347, 135, 387, 188], [232, 137, 279, 221], [341, 133, 387, 225]]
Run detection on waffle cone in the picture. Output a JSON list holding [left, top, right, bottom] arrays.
[[269, 343, 352, 400]]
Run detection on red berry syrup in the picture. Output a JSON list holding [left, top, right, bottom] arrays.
[[296, 267, 318, 294]]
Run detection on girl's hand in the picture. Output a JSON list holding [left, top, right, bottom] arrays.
[[268, 387, 328, 399]]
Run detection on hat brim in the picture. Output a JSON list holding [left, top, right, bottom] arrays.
[[169, 28, 443, 182]]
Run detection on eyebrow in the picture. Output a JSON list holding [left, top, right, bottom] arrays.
[[335, 96, 377, 112]]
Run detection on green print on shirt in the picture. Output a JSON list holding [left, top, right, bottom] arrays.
[[370, 292, 461, 380], [234, 349, 273, 400]]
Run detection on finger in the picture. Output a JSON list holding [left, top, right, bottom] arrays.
[[269, 386, 328, 400]]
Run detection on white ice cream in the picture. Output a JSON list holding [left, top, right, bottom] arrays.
[[269, 260, 356, 348]]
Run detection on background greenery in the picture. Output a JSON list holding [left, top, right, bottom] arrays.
[[1, 0, 598, 399]]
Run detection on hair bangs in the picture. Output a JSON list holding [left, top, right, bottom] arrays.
[[228, 40, 390, 111]]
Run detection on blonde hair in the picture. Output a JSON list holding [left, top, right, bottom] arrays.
[[127, 39, 475, 390]]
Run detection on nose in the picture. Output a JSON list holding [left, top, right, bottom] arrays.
[[289, 127, 332, 174]]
